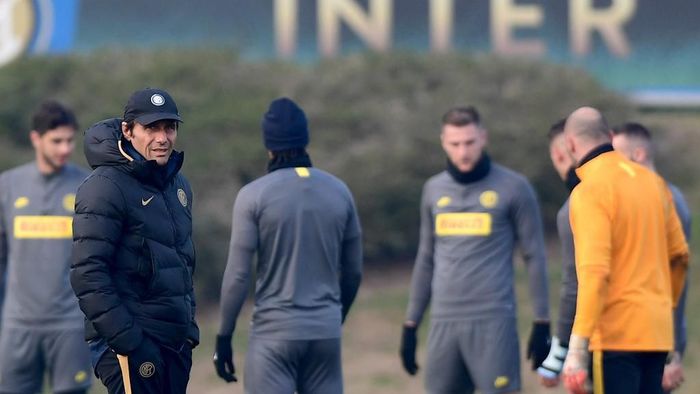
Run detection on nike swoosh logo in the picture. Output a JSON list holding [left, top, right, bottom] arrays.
[[142, 196, 155, 206]]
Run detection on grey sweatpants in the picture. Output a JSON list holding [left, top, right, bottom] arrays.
[[244, 337, 342, 394], [425, 317, 521, 394], [0, 326, 92, 393]]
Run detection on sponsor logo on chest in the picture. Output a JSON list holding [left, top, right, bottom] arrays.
[[435, 212, 492, 236], [434, 190, 499, 237], [14, 216, 72, 239]]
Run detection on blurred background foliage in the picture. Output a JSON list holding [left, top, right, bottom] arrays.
[[0, 50, 697, 302]]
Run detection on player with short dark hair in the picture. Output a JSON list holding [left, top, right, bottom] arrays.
[[400, 105, 551, 394], [0, 100, 91, 394]]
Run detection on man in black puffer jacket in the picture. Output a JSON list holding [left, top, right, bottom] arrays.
[[70, 88, 198, 394]]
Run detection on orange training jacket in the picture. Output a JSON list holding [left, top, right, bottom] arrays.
[[570, 149, 689, 351]]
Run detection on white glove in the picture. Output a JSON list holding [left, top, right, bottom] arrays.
[[537, 336, 568, 379]]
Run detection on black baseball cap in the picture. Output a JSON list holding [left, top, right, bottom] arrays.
[[123, 88, 182, 125]]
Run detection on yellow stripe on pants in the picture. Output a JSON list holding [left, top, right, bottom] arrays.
[[593, 350, 604, 394], [117, 355, 133, 394]]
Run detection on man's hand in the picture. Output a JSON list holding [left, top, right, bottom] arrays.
[[527, 321, 551, 370], [537, 336, 568, 388], [213, 335, 238, 383], [400, 322, 419, 375], [662, 352, 684, 392], [562, 335, 591, 394]]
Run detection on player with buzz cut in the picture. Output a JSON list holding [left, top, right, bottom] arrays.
[[0, 101, 92, 394], [612, 122, 691, 393], [539, 120, 693, 394], [400, 106, 551, 394], [561, 107, 689, 394]]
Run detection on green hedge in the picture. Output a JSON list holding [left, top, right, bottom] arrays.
[[0, 50, 644, 301]]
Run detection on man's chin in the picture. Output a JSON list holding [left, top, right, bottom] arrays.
[[456, 163, 474, 172], [153, 156, 170, 166], [48, 158, 68, 170]]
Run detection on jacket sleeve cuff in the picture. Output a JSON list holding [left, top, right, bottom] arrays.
[[109, 327, 144, 355], [187, 321, 200, 348]]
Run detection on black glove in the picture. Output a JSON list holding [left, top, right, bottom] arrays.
[[213, 335, 237, 382], [400, 325, 419, 375], [526, 321, 551, 370]]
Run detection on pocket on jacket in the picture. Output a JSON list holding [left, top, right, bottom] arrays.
[[137, 238, 156, 289], [143, 238, 187, 295]]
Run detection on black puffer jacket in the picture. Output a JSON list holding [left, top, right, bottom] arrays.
[[70, 118, 198, 355]]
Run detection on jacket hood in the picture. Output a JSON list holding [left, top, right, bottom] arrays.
[[84, 118, 130, 169], [84, 118, 184, 189]]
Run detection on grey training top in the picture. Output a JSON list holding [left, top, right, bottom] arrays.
[[555, 198, 577, 342], [405, 164, 549, 325], [556, 183, 691, 354], [0, 162, 88, 329], [218, 167, 363, 340]]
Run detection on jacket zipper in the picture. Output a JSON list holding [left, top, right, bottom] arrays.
[[160, 189, 193, 324]]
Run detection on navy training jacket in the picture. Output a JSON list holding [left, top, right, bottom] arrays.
[[70, 118, 198, 355]]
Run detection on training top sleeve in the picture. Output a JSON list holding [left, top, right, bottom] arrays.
[[340, 193, 363, 322], [511, 178, 550, 321], [557, 200, 578, 343], [70, 174, 144, 355], [569, 181, 612, 339], [218, 188, 259, 337], [405, 183, 435, 326], [0, 173, 7, 318], [670, 186, 691, 356], [664, 188, 689, 307]]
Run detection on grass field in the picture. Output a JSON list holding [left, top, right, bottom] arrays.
[[82, 227, 700, 393]]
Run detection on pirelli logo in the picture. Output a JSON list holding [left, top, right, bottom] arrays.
[[13, 216, 73, 239], [435, 213, 492, 236]]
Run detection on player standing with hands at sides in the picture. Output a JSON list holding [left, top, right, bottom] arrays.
[[612, 122, 691, 393], [214, 97, 363, 394], [0, 101, 92, 394], [400, 106, 551, 394], [561, 107, 689, 394]]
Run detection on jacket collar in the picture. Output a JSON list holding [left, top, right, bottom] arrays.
[[575, 147, 622, 181], [577, 143, 614, 168]]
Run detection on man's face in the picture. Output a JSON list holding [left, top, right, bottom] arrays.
[[30, 126, 76, 172], [441, 123, 487, 172], [549, 134, 575, 181], [122, 120, 178, 166]]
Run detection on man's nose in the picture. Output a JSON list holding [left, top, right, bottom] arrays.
[[153, 129, 168, 143], [458, 145, 470, 157], [59, 142, 74, 155]]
